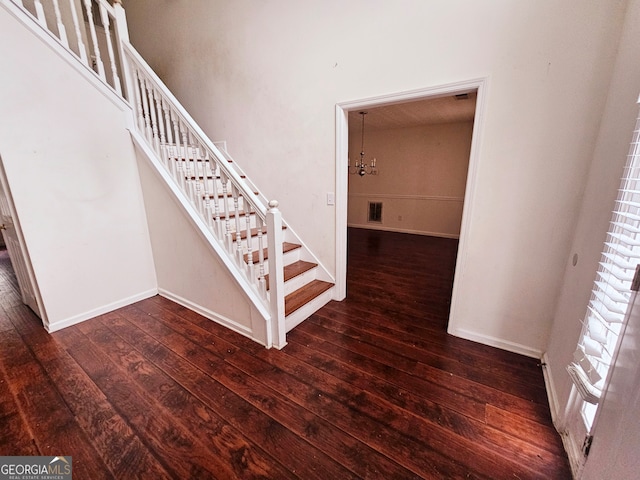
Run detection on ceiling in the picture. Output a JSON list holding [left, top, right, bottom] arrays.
[[347, 91, 477, 131]]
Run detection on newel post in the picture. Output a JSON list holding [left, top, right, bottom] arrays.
[[266, 200, 286, 349], [112, 0, 133, 102]]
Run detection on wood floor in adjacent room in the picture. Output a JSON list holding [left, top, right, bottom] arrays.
[[0, 228, 572, 479]]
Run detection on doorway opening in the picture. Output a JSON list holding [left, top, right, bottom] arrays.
[[0, 155, 45, 321], [335, 78, 487, 332]]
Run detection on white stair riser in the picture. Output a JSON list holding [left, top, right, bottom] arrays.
[[283, 267, 318, 297], [282, 247, 302, 265], [265, 266, 319, 302], [284, 287, 335, 332]]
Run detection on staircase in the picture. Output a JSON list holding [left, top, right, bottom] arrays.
[[2, 0, 334, 348], [160, 140, 334, 326]]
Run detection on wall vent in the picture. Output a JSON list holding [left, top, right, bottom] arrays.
[[368, 202, 382, 223]]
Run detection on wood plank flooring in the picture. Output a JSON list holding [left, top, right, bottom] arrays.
[[0, 228, 572, 479]]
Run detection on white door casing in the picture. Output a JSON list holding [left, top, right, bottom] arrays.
[[335, 77, 488, 315]]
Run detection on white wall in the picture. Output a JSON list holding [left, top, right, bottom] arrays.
[[544, 0, 640, 476], [0, 6, 157, 330], [348, 121, 472, 237], [125, 0, 626, 356]]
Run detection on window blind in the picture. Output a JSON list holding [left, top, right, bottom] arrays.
[[567, 104, 640, 405]]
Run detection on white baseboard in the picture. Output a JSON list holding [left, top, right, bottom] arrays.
[[541, 352, 562, 426], [158, 288, 266, 347], [542, 353, 584, 478], [561, 427, 584, 478], [450, 327, 543, 358], [46, 288, 158, 333], [347, 223, 460, 239]]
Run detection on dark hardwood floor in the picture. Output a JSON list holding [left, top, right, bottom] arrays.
[[0, 228, 572, 479]]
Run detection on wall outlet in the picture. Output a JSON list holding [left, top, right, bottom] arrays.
[[398, 215, 402, 221]]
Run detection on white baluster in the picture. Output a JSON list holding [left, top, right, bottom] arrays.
[[221, 174, 233, 252], [198, 144, 211, 222], [140, 78, 153, 142], [132, 69, 145, 134], [172, 118, 183, 185], [83, 0, 105, 79], [180, 125, 190, 193], [68, 0, 88, 63], [210, 163, 222, 237], [232, 187, 244, 265], [192, 162, 203, 216], [98, 3, 122, 94], [147, 86, 160, 153], [256, 216, 266, 296], [244, 202, 255, 281], [162, 101, 173, 144], [33, 0, 46, 27], [170, 116, 181, 181], [155, 96, 168, 166], [162, 101, 173, 170], [52, 0, 69, 47]]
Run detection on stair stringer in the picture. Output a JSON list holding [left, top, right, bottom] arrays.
[[131, 129, 275, 347]]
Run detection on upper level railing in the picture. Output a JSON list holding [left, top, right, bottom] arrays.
[[5, 0, 287, 347], [14, 0, 125, 95]]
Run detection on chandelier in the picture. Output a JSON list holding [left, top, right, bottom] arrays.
[[349, 111, 378, 176]]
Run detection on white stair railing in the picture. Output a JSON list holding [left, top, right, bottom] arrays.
[[121, 42, 282, 304], [3, 0, 289, 347]]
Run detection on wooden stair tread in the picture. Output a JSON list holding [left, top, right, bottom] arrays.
[[234, 225, 286, 241], [188, 174, 247, 180], [203, 191, 259, 199], [237, 226, 267, 240], [282, 260, 318, 282], [265, 260, 318, 290], [244, 242, 300, 264], [172, 157, 233, 163], [189, 175, 250, 181], [285, 280, 333, 316], [216, 210, 248, 219]]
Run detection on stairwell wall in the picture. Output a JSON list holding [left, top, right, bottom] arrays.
[[0, 6, 157, 330], [125, 0, 625, 357]]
